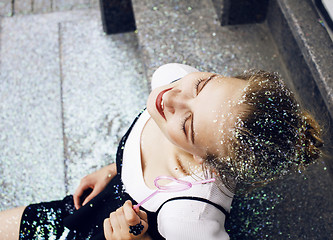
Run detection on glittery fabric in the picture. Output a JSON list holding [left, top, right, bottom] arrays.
[[20, 196, 75, 240], [18, 116, 137, 239], [18, 111, 164, 240]]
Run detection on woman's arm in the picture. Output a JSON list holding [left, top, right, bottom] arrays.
[[73, 163, 117, 209]]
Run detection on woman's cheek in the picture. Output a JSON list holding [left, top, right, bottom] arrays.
[[166, 127, 183, 146], [166, 127, 196, 154]]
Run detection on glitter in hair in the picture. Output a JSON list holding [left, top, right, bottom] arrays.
[[205, 70, 323, 193]]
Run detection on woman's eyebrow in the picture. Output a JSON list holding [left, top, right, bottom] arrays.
[[200, 74, 217, 93]]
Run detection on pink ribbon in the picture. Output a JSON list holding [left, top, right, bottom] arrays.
[[133, 176, 215, 210]]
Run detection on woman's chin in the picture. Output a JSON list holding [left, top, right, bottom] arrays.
[[147, 89, 161, 119], [146, 93, 155, 116]]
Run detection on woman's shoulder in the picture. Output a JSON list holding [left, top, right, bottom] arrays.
[[157, 193, 230, 239], [151, 63, 199, 89], [157, 177, 233, 218]]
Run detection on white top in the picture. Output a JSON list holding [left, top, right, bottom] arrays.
[[122, 63, 233, 239]]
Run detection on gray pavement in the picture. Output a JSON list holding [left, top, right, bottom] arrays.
[[0, 8, 148, 210], [0, 0, 99, 16]]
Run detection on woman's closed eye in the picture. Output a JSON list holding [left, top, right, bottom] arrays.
[[194, 78, 206, 94], [181, 74, 217, 142], [181, 114, 191, 140]]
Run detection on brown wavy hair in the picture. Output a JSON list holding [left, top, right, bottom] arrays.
[[205, 70, 323, 193]]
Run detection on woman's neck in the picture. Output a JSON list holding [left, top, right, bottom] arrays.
[[171, 146, 203, 177], [140, 118, 202, 188]]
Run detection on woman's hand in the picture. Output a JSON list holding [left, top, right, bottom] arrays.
[[73, 163, 116, 210], [104, 200, 149, 240]]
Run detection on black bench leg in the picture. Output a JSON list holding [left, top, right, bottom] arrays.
[[212, 0, 269, 26], [100, 0, 136, 34]]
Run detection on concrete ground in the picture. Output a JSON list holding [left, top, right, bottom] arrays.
[[0, 5, 149, 209], [0, 0, 332, 239]]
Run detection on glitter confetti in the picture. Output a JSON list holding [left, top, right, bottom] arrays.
[[1, 0, 332, 239]]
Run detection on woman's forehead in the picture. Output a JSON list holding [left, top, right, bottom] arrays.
[[193, 77, 248, 155]]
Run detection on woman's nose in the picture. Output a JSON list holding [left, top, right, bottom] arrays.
[[163, 88, 187, 114]]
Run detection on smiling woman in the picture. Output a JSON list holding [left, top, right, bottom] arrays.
[[147, 72, 248, 162], [0, 63, 323, 240]]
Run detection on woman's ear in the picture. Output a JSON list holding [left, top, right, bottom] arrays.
[[193, 155, 204, 164]]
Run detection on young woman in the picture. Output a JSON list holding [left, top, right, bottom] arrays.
[[0, 63, 323, 239]]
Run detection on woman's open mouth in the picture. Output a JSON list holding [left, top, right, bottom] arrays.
[[155, 88, 172, 120]]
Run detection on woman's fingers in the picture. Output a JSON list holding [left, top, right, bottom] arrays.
[[110, 211, 121, 231], [103, 218, 113, 240], [74, 180, 95, 209], [115, 207, 131, 234], [81, 195, 92, 207], [73, 175, 94, 209], [123, 201, 141, 226], [73, 164, 116, 210], [123, 200, 148, 237], [73, 185, 87, 209], [73, 194, 81, 210], [124, 200, 148, 224], [103, 201, 149, 239], [81, 186, 102, 207], [136, 209, 148, 223]]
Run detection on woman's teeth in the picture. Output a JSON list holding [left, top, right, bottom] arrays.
[[161, 99, 164, 111]]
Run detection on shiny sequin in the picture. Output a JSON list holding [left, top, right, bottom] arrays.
[[19, 196, 75, 239]]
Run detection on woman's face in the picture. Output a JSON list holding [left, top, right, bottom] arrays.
[[147, 72, 248, 160]]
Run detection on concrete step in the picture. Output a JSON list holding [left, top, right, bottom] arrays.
[[131, 0, 288, 84], [211, 0, 333, 122], [267, 0, 333, 128], [0, 0, 12, 16], [0, 10, 85, 210], [211, 0, 333, 155], [0, 0, 99, 16]]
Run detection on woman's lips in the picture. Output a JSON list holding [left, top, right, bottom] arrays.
[[156, 88, 172, 120]]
